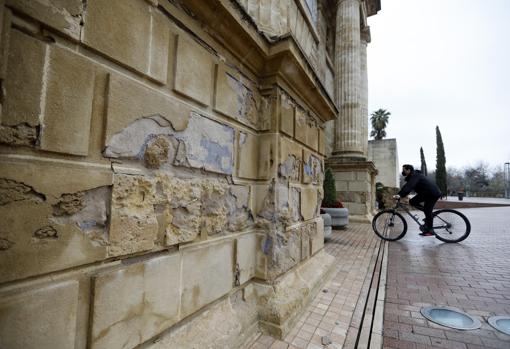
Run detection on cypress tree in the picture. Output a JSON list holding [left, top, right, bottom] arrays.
[[435, 126, 447, 196], [322, 168, 337, 207], [420, 147, 428, 176]]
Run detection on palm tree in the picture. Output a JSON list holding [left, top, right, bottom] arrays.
[[370, 109, 391, 140]]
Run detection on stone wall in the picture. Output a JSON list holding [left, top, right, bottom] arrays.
[[368, 138, 399, 188], [0, 1, 335, 348]]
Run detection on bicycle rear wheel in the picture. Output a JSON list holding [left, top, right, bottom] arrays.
[[432, 209, 471, 243], [372, 209, 407, 241]]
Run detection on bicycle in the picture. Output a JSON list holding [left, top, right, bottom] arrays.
[[372, 198, 471, 243]]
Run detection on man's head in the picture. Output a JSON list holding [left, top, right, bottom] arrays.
[[402, 164, 414, 177]]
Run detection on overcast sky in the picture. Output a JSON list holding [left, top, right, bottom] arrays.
[[367, 0, 510, 171]]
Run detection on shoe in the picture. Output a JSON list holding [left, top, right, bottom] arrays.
[[419, 231, 435, 236]]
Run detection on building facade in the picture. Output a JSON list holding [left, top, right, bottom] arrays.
[[0, 0, 379, 348]]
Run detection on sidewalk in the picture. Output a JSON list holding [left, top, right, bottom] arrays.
[[249, 223, 383, 349], [383, 206, 510, 349]]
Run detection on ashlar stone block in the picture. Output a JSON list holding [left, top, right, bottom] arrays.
[[6, 0, 83, 40], [302, 149, 323, 185], [174, 34, 214, 106], [0, 280, 79, 349], [236, 233, 257, 285], [109, 174, 159, 257], [181, 240, 234, 318], [0, 160, 112, 283], [39, 45, 95, 155], [318, 128, 326, 155], [237, 132, 275, 180], [2, 29, 45, 127], [295, 108, 307, 145], [279, 137, 302, 182], [279, 92, 295, 137], [90, 254, 181, 349], [83, 0, 169, 83], [300, 187, 318, 221]]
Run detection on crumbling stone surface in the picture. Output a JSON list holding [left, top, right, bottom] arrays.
[[303, 152, 323, 184], [0, 178, 45, 205], [290, 187, 303, 223], [53, 192, 85, 216], [109, 174, 159, 256], [144, 135, 170, 168], [33, 226, 58, 240], [0, 124, 38, 146], [0, 238, 13, 250], [279, 155, 300, 181]]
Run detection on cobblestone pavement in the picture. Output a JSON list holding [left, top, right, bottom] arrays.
[[383, 207, 510, 349], [250, 223, 381, 349]]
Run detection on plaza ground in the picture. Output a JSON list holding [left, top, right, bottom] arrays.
[[250, 205, 510, 349]]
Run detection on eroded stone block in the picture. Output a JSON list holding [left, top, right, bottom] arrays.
[[303, 149, 323, 184], [0, 161, 112, 283], [279, 138, 302, 181], [6, 0, 83, 40], [237, 131, 259, 179], [0, 280, 79, 349], [295, 109, 307, 145], [181, 240, 234, 317], [90, 254, 180, 349], [174, 35, 213, 105], [214, 64, 264, 129], [39, 45, 95, 155], [318, 128, 326, 155], [309, 219, 323, 255], [109, 174, 158, 257]]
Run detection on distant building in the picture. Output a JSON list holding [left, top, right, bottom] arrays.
[[368, 139, 400, 188]]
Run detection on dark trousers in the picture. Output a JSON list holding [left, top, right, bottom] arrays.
[[409, 194, 440, 230]]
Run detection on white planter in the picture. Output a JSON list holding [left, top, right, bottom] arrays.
[[321, 207, 349, 227]]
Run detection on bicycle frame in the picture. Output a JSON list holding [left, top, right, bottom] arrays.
[[392, 202, 424, 228]]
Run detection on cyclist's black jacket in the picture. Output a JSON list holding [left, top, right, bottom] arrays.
[[398, 171, 441, 198]]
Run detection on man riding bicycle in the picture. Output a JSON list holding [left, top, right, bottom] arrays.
[[393, 164, 442, 236]]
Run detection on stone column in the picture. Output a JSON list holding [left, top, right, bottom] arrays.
[[333, 0, 364, 160], [360, 27, 370, 158]]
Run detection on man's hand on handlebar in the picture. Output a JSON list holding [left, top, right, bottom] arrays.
[[392, 195, 401, 200]]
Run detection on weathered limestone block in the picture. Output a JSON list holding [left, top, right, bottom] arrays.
[[214, 64, 269, 130], [200, 179, 229, 236], [289, 186, 303, 222], [90, 254, 180, 349], [253, 250, 335, 338], [174, 34, 214, 105], [236, 233, 257, 285], [155, 174, 202, 246], [227, 185, 252, 231], [318, 128, 326, 155], [180, 240, 234, 318], [302, 149, 323, 184], [147, 285, 259, 349], [265, 227, 301, 280], [300, 187, 318, 221], [237, 132, 275, 180], [0, 160, 112, 283], [279, 137, 302, 182], [105, 82, 234, 174], [39, 45, 95, 155], [83, 0, 169, 83], [104, 73, 190, 149], [279, 91, 295, 137], [109, 174, 158, 257], [2, 29, 44, 128], [294, 109, 307, 145], [6, 0, 83, 40], [0, 280, 79, 349], [308, 219, 323, 255]]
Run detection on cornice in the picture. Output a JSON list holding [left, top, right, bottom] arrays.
[[163, 0, 337, 122]]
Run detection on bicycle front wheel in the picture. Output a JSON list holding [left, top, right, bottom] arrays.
[[432, 209, 471, 243], [372, 209, 407, 241]]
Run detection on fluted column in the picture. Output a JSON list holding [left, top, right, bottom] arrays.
[[333, 0, 364, 160], [360, 27, 370, 158]]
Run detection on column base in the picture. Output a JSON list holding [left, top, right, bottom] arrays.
[[325, 158, 378, 218]]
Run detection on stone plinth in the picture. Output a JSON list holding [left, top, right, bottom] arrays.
[[326, 158, 377, 222]]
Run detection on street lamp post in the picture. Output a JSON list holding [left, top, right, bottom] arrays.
[[505, 162, 510, 199]]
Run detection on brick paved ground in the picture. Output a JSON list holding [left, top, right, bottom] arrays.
[[250, 223, 381, 349], [383, 206, 510, 349]]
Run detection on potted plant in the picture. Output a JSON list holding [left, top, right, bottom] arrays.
[[321, 168, 349, 228]]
